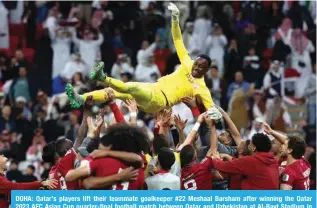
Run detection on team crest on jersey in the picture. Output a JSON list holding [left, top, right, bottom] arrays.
[[193, 83, 198, 89], [282, 174, 289, 182]]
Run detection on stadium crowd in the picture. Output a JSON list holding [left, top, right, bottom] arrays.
[[0, 0, 316, 202]]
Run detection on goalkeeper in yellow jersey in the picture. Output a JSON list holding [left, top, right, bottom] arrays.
[[66, 3, 221, 118]]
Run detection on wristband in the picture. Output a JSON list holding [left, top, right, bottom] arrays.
[[130, 112, 137, 117], [192, 122, 201, 132], [191, 107, 200, 117]]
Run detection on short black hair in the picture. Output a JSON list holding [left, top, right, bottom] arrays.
[[100, 124, 149, 153], [27, 165, 35, 172], [242, 140, 252, 156], [287, 135, 306, 159], [55, 138, 73, 157], [211, 65, 218, 70], [87, 139, 100, 154], [197, 54, 212, 67], [180, 145, 196, 168], [42, 142, 57, 164], [152, 134, 168, 155], [158, 147, 175, 171], [251, 133, 272, 152]]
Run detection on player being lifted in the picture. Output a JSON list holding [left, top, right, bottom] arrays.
[[65, 3, 221, 119]]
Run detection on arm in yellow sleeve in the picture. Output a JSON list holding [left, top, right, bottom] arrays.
[[171, 22, 191, 66], [196, 86, 215, 110]]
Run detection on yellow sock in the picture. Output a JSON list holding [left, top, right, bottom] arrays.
[[82, 89, 108, 104]]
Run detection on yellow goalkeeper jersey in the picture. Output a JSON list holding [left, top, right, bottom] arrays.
[[156, 22, 214, 109]]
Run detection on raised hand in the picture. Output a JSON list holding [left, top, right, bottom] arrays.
[[174, 114, 188, 131], [262, 122, 272, 135], [156, 109, 172, 127], [87, 116, 104, 138], [181, 96, 197, 108], [124, 99, 138, 113]]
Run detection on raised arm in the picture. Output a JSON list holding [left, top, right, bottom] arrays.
[[177, 113, 205, 151], [262, 122, 287, 144], [168, 3, 191, 65], [216, 106, 242, 146], [73, 96, 93, 150]]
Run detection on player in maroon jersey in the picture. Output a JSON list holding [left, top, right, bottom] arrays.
[[0, 154, 57, 208], [179, 114, 218, 190], [42, 96, 93, 190], [280, 135, 311, 190], [65, 124, 148, 190]]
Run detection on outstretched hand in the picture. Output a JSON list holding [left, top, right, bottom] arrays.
[[182, 96, 197, 108], [174, 114, 187, 131], [124, 99, 138, 113], [156, 109, 172, 127], [87, 115, 104, 138]]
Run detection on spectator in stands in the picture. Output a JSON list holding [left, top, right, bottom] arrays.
[[6, 160, 22, 182], [0, 130, 12, 153], [305, 64, 316, 125], [72, 28, 104, 73], [31, 108, 46, 130], [0, 2, 9, 49], [26, 129, 46, 178], [50, 27, 72, 80], [112, 28, 124, 50], [0, 106, 16, 132], [60, 54, 88, 82], [145, 147, 180, 190], [137, 37, 159, 67], [205, 24, 228, 76], [13, 96, 32, 121], [21, 165, 38, 182], [120, 72, 133, 83], [65, 110, 80, 142], [205, 65, 227, 108], [193, 4, 212, 52], [135, 54, 161, 83], [243, 46, 265, 86], [182, 21, 200, 58], [228, 85, 255, 133], [0, 53, 9, 82], [290, 28, 315, 98], [9, 66, 35, 106], [263, 60, 283, 108], [224, 39, 241, 83], [267, 2, 285, 30], [111, 54, 134, 80], [227, 71, 250, 100]]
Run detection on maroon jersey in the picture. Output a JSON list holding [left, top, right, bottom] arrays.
[[181, 157, 213, 190], [278, 157, 288, 176], [48, 164, 60, 190], [56, 148, 78, 190], [280, 158, 311, 190], [0, 175, 41, 208], [87, 157, 145, 190]]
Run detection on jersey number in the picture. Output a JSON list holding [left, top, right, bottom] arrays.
[[60, 176, 67, 190], [184, 179, 197, 190], [304, 179, 310, 190], [112, 168, 129, 190]]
